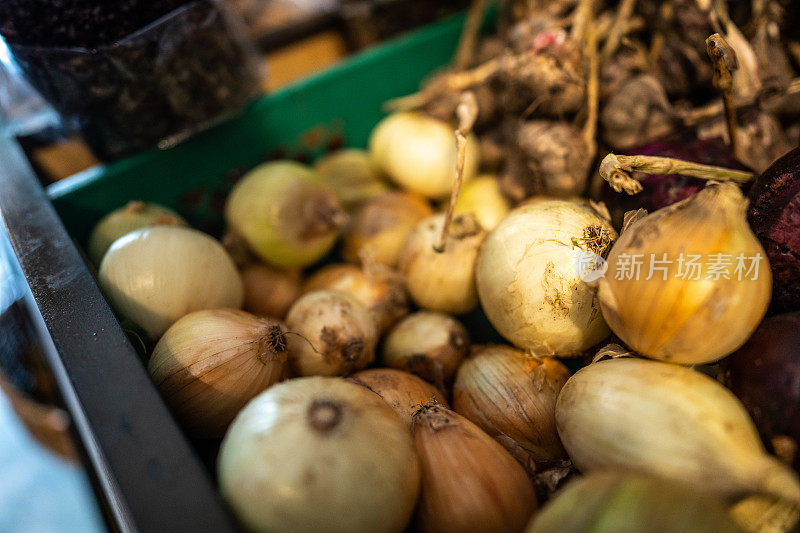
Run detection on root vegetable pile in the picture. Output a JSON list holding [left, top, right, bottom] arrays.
[[89, 1, 800, 531]]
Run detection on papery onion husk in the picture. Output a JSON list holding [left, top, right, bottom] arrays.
[[369, 112, 479, 199], [148, 309, 286, 438], [285, 290, 378, 377], [724, 311, 800, 470], [555, 358, 800, 502], [88, 200, 186, 265], [412, 402, 538, 533], [382, 312, 469, 388], [225, 160, 346, 268], [476, 200, 616, 355], [399, 213, 486, 315], [98, 226, 243, 339], [597, 182, 772, 364], [527, 472, 744, 533], [730, 495, 800, 533], [218, 377, 419, 533], [240, 263, 301, 320], [343, 191, 433, 267], [453, 345, 570, 472], [349, 368, 448, 428], [450, 174, 511, 231], [302, 263, 409, 333], [314, 149, 389, 210]]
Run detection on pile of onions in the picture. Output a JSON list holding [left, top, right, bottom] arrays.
[[218, 377, 419, 533], [476, 200, 616, 355], [87, 200, 186, 265], [285, 290, 378, 377], [148, 309, 287, 437], [369, 112, 479, 199], [98, 226, 243, 339], [225, 161, 346, 268]]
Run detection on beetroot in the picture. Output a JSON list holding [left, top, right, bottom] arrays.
[[601, 137, 739, 226], [724, 312, 800, 469], [748, 147, 800, 313]]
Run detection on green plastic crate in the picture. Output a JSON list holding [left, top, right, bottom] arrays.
[[48, 11, 487, 246]]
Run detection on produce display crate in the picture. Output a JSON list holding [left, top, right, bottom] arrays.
[[0, 11, 482, 532]]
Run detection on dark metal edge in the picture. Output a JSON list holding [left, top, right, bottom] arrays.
[[0, 135, 239, 533]]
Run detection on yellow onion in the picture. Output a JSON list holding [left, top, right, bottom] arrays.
[[314, 149, 389, 209], [450, 174, 511, 231], [88, 201, 186, 265], [412, 402, 538, 533], [731, 496, 800, 533], [369, 112, 479, 199], [218, 377, 419, 533], [399, 213, 486, 314], [350, 368, 448, 428], [240, 263, 301, 319], [453, 345, 570, 472], [343, 191, 433, 267], [285, 290, 378, 376], [225, 161, 346, 268], [597, 182, 772, 364], [302, 263, 409, 333], [148, 309, 286, 437], [98, 226, 243, 339], [527, 472, 744, 533], [382, 312, 469, 388], [555, 358, 800, 502], [476, 200, 616, 355]]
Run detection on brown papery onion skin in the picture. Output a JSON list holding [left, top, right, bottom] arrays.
[[349, 368, 448, 428], [453, 345, 570, 473], [241, 263, 302, 319], [412, 402, 538, 533]]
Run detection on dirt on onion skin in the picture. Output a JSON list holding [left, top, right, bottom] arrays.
[[748, 147, 800, 312]]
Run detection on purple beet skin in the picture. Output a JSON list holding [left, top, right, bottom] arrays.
[[724, 312, 800, 469], [748, 147, 800, 313], [601, 137, 739, 226]]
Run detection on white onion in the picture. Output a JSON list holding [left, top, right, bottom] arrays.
[[98, 226, 243, 339], [369, 112, 479, 199], [218, 376, 420, 533], [476, 200, 616, 355]]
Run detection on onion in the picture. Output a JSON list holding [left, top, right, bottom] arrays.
[[476, 200, 616, 355], [399, 213, 486, 314], [450, 174, 511, 231], [302, 263, 409, 333], [556, 358, 800, 502], [240, 263, 301, 319], [225, 160, 346, 268], [527, 472, 742, 533], [412, 402, 538, 533], [349, 368, 448, 428], [453, 345, 569, 472], [98, 226, 243, 339], [343, 191, 433, 267], [148, 309, 286, 438], [218, 377, 420, 533], [382, 312, 469, 388], [88, 201, 186, 265], [285, 290, 378, 377], [369, 112, 479, 199], [724, 311, 800, 469], [314, 149, 389, 209]]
